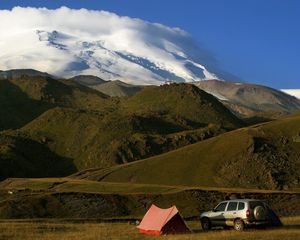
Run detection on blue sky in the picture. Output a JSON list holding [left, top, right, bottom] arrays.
[[1, 0, 299, 88]]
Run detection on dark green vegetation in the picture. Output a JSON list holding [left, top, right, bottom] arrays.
[[70, 75, 144, 97], [0, 69, 51, 78], [92, 80, 144, 97], [1, 70, 300, 221], [0, 178, 299, 219], [0, 73, 111, 130], [0, 73, 243, 180], [120, 84, 242, 130], [21, 107, 226, 169], [70, 75, 107, 86], [0, 133, 76, 180], [77, 114, 300, 190]]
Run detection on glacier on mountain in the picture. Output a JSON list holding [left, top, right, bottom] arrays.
[[0, 7, 238, 85]]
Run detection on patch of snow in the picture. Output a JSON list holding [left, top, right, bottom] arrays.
[[281, 89, 300, 99]]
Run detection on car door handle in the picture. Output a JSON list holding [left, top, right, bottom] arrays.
[[233, 212, 237, 214]]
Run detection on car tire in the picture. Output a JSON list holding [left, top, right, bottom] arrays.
[[234, 219, 245, 231], [254, 206, 266, 221], [201, 218, 211, 231]]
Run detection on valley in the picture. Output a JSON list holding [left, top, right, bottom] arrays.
[[0, 71, 299, 233], [1, 3, 300, 239]]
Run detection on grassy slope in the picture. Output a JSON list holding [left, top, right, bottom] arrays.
[[4, 177, 297, 195], [0, 133, 77, 180], [0, 74, 119, 179], [0, 178, 182, 195], [8, 76, 112, 112], [0, 75, 111, 131], [16, 84, 242, 171], [78, 114, 300, 190], [69, 75, 107, 86], [121, 84, 243, 130], [20, 107, 226, 170], [0, 79, 52, 130], [0, 81, 243, 180], [92, 80, 145, 97]]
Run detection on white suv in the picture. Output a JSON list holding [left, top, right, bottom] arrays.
[[200, 199, 269, 231]]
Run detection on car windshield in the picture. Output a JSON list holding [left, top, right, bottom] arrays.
[[214, 202, 227, 212]]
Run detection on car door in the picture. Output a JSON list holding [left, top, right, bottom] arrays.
[[225, 201, 238, 226], [209, 202, 228, 226]]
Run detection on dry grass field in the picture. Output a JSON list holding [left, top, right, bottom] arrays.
[[0, 217, 299, 240]]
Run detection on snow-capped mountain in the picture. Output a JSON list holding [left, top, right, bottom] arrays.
[[0, 7, 238, 85], [281, 89, 300, 99]]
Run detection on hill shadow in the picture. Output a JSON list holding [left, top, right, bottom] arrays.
[[0, 79, 53, 131], [0, 134, 77, 180]]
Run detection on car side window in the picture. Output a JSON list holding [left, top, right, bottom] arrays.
[[238, 202, 245, 210], [215, 202, 227, 212], [227, 202, 238, 211]]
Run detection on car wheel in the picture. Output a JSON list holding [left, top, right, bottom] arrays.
[[234, 219, 245, 231], [254, 206, 266, 221], [201, 218, 211, 231]]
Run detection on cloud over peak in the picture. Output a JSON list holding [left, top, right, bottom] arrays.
[[0, 6, 233, 84]]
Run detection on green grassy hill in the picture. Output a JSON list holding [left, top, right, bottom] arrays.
[[0, 69, 51, 78], [76, 114, 300, 190], [20, 83, 242, 171], [0, 132, 76, 180], [69, 75, 145, 97], [20, 107, 226, 169], [6, 75, 110, 110], [0, 81, 243, 179], [0, 71, 299, 220], [0, 75, 111, 131], [121, 84, 243, 130], [92, 80, 145, 97], [69, 75, 107, 86], [0, 79, 51, 131]]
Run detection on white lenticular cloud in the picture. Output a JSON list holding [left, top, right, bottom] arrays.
[[0, 6, 235, 84]]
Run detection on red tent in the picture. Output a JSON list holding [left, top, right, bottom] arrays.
[[137, 204, 191, 235]]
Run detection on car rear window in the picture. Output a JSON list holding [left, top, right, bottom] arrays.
[[215, 202, 227, 212], [227, 202, 238, 211], [238, 202, 245, 210]]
